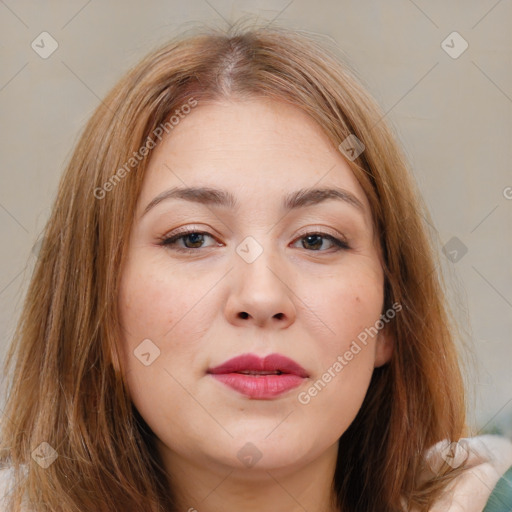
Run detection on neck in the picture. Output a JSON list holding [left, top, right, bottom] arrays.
[[159, 440, 340, 512]]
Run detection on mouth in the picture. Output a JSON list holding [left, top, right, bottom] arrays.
[[207, 353, 309, 399], [235, 370, 284, 375]]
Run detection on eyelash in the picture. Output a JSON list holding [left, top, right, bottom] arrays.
[[159, 228, 351, 253]]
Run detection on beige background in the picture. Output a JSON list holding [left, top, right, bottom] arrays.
[[0, 1, 511, 434]]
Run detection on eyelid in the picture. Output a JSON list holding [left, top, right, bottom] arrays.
[[160, 225, 351, 253], [293, 226, 348, 243], [163, 225, 213, 238], [164, 225, 347, 241]]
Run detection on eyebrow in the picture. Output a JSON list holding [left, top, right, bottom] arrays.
[[142, 185, 366, 217]]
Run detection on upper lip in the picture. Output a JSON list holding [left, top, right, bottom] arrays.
[[207, 353, 309, 378]]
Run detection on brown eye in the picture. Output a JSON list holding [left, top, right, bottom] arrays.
[[293, 233, 350, 252], [161, 231, 218, 252]]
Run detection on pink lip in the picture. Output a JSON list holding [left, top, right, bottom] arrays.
[[207, 353, 308, 399]]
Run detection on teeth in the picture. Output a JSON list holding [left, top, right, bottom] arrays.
[[238, 370, 283, 375]]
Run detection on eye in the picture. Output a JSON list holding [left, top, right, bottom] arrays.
[[160, 228, 350, 254], [159, 229, 220, 252], [291, 232, 350, 252]]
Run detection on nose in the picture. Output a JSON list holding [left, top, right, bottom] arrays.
[[224, 246, 297, 329]]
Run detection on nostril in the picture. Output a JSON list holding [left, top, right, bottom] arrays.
[[239, 312, 249, 319]]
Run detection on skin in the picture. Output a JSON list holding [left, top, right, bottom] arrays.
[[117, 98, 393, 512]]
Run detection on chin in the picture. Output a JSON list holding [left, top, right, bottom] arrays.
[[206, 431, 319, 473]]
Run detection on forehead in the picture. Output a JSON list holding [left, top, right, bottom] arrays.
[[138, 98, 373, 224]]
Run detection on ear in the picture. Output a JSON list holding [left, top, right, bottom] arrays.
[[374, 326, 394, 368]]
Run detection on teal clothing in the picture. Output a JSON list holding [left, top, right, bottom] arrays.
[[483, 464, 512, 512]]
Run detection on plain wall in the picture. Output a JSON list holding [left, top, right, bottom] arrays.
[[0, 0, 511, 434]]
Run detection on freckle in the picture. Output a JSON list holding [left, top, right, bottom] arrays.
[[355, 296, 361, 302]]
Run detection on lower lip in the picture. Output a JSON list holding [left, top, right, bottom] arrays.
[[210, 373, 305, 399]]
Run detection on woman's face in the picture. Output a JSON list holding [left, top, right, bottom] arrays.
[[117, 98, 393, 475]]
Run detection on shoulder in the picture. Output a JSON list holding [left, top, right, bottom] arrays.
[[482, 463, 512, 512], [0, 464, 30, 511], [0, 465, 16, 505], [425, 435, 512, 512]]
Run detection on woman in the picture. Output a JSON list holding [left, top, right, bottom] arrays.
[[1, 23, 511, 512]]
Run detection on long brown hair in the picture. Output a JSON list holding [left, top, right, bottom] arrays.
[[0, 21, 468, 511]]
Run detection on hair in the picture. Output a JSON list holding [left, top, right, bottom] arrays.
[[0, 20, 469, 512]]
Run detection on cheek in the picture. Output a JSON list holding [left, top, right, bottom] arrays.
[[295, 266, 383, 415], [118, 257, 204, 342], [117, 254, 221, 391], [307, 266, 384, 354], [116, 258, 209, 429], [296, 286, 381, 436]]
